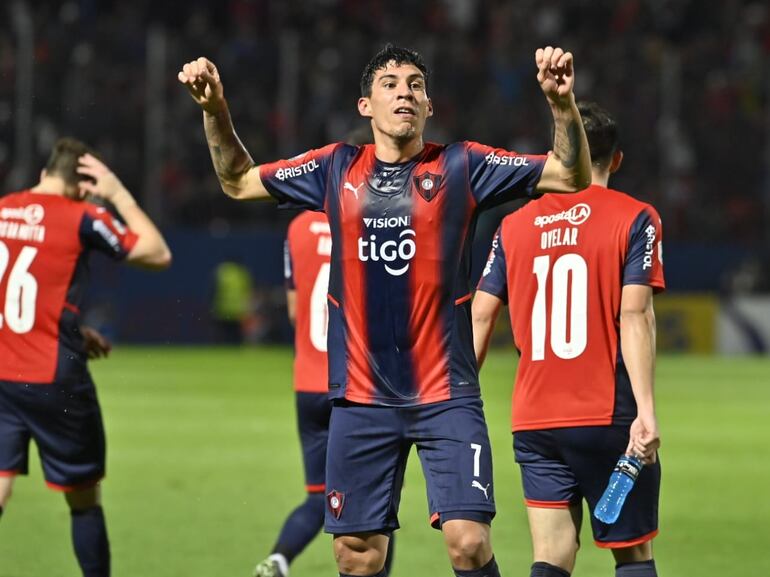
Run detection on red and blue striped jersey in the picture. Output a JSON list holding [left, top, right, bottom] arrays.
[[477, 184, 665, 430], [0, 191, 137, 384], [261, 141, 546, 406]]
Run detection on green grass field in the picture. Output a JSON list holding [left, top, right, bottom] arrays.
[[1, 348, 769, 576]]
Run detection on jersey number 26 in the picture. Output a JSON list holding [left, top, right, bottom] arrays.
[[0, 241, 38, 334]]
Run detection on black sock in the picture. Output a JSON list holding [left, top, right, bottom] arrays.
[[0, 505, 3, 520], [531, 561, 571, 576], [616, 560, 657, 577], [453, 555, 501, 577], [71, 506, 110, 577], [272, 492, 325, 563]]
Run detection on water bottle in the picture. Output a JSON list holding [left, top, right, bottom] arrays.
[[593, 454, 643, 524]]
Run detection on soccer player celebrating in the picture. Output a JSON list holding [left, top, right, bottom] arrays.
[[473, 102, 664, 577], [179, 45, 590, 577], [0, 138, 172, 577]]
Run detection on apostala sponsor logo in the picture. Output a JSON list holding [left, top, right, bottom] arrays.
[[275, 158, 320, 181], [534, 203, 591, 228], [0, 204, 45, 225]]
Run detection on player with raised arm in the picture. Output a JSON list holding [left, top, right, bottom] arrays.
[[473, 102, 664, 577], [0, 138, 172, 577], [180, 44, 590, 577]]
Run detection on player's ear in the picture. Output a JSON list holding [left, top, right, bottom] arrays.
[[40, 169, 47, 180], [426, 97, 433, 118], [358, 97, 372, 118], [609, 150, 623, 174]]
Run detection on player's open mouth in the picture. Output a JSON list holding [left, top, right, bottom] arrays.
[[394, 107, 416, 117]]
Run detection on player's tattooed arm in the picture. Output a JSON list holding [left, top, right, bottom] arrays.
[[552, 115, 580, 169], [203, 109, 262, 199], [534, 46, 591, 193], [178, 57, 270, 200]]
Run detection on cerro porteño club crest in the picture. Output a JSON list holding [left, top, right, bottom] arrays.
[[327, 490, 345, 519], [413, 172, 441, 202]]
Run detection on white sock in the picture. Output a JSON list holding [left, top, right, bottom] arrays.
[[268, 553, 289, 576]]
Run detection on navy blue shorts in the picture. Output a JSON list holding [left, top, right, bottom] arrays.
[[514, 426, 660, 548], [295, 391, 331, 493], [0, 376, 106, 491], [325, 397, 495, 535]]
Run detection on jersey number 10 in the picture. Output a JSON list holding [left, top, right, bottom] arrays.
[[531, 253, 587, 361], [0, 241, 38, 334]]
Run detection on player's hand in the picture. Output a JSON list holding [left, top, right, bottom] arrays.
[[177, 57, 225, 114], [626, 413, 660, 465], [76, 154, 130, 204], [535, 46, 575, 107], [80, 326, 112, 360]]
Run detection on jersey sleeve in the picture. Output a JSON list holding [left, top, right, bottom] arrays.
[[476, 227, 508, 302], [466, 141, 547, 208], [623, 205, 665, 292], [284, 238, 295, 290], [259, 143, 341, 210], [79, 204, 138, 260]]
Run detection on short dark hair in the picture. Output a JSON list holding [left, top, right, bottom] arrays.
[[576, 101, 619, 168], [44, 137, 97, 186], [360, 44, 429, 97]]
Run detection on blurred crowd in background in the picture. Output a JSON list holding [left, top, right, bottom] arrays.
[[1, 0, 768, 239], [1, 0, 768, 261]]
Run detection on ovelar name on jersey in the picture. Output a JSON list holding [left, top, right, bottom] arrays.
[[275, 159, 320, 181], [0, 221, 45, 243]]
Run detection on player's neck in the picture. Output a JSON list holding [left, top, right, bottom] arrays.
[[30, 176, 68, 195], [591, 168, 610, 188], [374, 134, 424, 164]]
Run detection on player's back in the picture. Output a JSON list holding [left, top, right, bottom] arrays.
[[0, 191, 135, 384], [286, 211, 331, 393], [495, 184, 664, 430]]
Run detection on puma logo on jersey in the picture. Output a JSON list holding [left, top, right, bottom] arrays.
[[344, 181, 364, 199], [471, 480, 490, 500]]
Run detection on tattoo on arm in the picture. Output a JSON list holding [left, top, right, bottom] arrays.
[[204, 112, 255, 186], [552, 118, 580, 169]]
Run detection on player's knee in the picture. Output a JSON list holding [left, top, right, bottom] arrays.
[[0, 487, 12, 508], [65, 486, 100, 512], [612, 541, 653, 565], [443, 521, 492, 568], [334, 534, 387, 575]]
